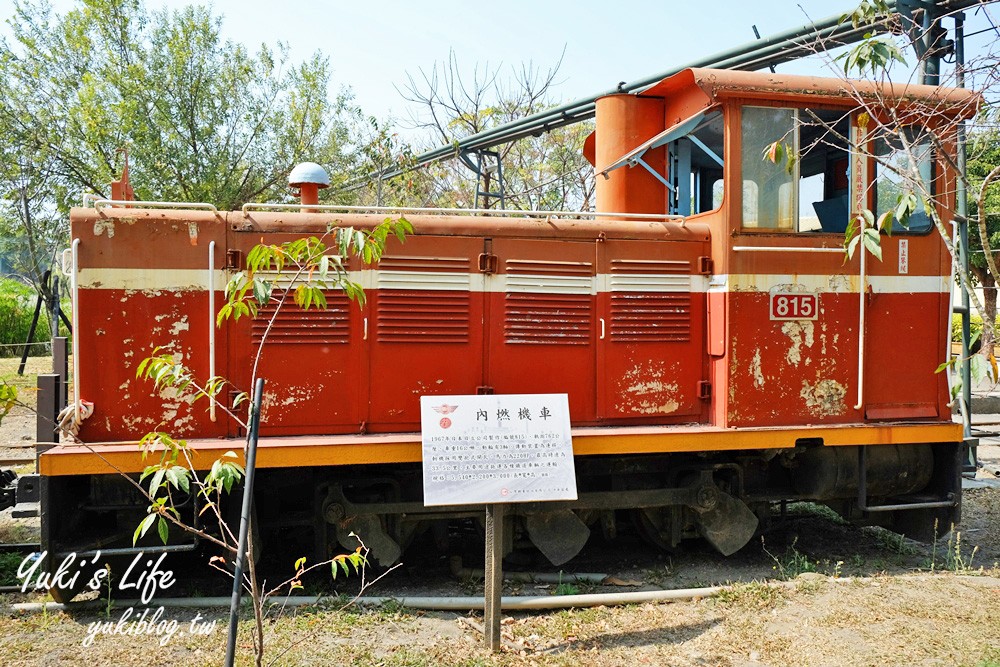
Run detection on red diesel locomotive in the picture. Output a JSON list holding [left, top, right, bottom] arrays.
[[39, 68, 977, 588]]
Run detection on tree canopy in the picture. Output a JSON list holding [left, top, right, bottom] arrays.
[[0, 0, 363, 290]]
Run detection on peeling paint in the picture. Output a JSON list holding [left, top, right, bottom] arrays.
[[800, 379, 847, 417], [617, 362, 681, 415], [781, 321, 815, 366], [93, 219, 115, 238], [169, 316, 190, 336], [750, 349, 764, 388]]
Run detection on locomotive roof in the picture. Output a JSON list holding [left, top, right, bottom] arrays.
[[640, 67, 980, 116]]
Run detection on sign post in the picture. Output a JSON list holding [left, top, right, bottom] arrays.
[[483, 502, 505, 651], [419, 393, 576, 653]]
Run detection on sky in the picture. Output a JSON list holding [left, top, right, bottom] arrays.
[[2, 0, 997, 131]]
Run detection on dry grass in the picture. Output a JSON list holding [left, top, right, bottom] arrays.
[[0, 571, 998, 666]]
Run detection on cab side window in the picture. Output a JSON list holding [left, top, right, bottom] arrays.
[[741, 106, 851, 233]]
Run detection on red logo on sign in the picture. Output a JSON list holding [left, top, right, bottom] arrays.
[[439, 417, 452, 429], [501, 488, 509, 497]]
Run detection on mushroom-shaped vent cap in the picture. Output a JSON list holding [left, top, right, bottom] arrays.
[[288, 162, 330, 188]]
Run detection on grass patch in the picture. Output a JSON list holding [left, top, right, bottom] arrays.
[[0, 552, 25, 586], [783, 501, 848, 525], [715, 580, 785, 610], [972, 647, 1000, 667]]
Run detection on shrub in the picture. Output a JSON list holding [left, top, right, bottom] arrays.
[[0, 277, 67, 358]]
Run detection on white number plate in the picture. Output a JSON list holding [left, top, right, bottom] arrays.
[[770, 293, 818, 321]]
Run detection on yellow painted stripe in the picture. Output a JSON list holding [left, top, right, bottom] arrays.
[[39, 422, 963, 477]]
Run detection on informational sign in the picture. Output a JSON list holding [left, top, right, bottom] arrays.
[[769, 292, 818, 321], [420, 394, 577, 507]]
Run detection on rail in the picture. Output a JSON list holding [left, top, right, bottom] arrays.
[[71, 239, 81, 424], [240, 202, 687, 222], [91, 199, 218, 214], [731, 246, 843, 253], [208, 241, 217, 422], [854, 219, 867, 411]]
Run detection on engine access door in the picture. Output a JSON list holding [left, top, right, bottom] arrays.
[[597, 239, 709, 422], [486, 239, 598, 423]]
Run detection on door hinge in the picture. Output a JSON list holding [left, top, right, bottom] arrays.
[[226, 249, 243, 270], [697, 381, 712, 400], [478, 253, 498, 274], [698, 256, 714, 275], [476, 386, 495, 395]]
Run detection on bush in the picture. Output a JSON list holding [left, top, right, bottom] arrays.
[[0, 277, 67, 358]]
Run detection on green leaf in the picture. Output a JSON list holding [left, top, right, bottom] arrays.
[[862, 227, 883, 262], [157, 516, 169, 544], [295, 557, 307, 571], [252, 277, 272, 306], [971, 353, 988, 383], [133, 514, 157, 546]]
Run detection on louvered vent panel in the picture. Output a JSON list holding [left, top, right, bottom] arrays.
[[376, 256, 471, 342], [253, 292, 350, 345], [609, 259, 691, 342], [504, 259, 593, 345]]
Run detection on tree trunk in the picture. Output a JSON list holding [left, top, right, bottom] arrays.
[[981, 272, 997, 358]]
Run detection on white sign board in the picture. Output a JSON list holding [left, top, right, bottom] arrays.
[[420, 394, 577, 507]]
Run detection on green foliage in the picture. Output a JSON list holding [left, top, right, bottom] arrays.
[[0, 0, 361, 210], [331, 547, 367, 581], [554, 571, 581, 596], [0, 0, 379, 295], [218, 217, 411, 324], [951, 313, 988, 344], [0, 551, 23, 586], [841, 0, 891, 28], [836, 1, 906, 77], [0, 381, 16, 427], [0, 277, 67, 358], [844, 210, 883, 262], [836, 35, 908, 76]]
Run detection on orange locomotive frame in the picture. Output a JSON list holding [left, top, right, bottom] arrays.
[[40, 68, 976, 581]]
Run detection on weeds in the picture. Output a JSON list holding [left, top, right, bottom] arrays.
[[554, 571, 580, 596], [716, 580, 785, 610], [928, 521, 980, 573], [761, 537, 844, 580]]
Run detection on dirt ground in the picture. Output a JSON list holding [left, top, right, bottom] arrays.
[[1, 356, 999, 666]]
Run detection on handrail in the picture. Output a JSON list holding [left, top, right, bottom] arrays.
[[93, 199, 218, 213], [854, 220, 867, 411], [71, 238, 81, 424], [732, 246, 843, 253], [208, 241, 217, 423], [240, 202, 686, 222]]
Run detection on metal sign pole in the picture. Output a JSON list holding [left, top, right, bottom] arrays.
[[484, 503, 505, 652]]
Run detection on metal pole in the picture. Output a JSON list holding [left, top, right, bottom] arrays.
[[17, 293, 43, 376], [954, 11, 977, 472], [484, 503, 505, 653], [224, 377, 266, 667]]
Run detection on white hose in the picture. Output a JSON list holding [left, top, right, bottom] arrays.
[[10, 586, 724, 613]]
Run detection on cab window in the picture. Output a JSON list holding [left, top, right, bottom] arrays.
[[741, 106, 851, 233]]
